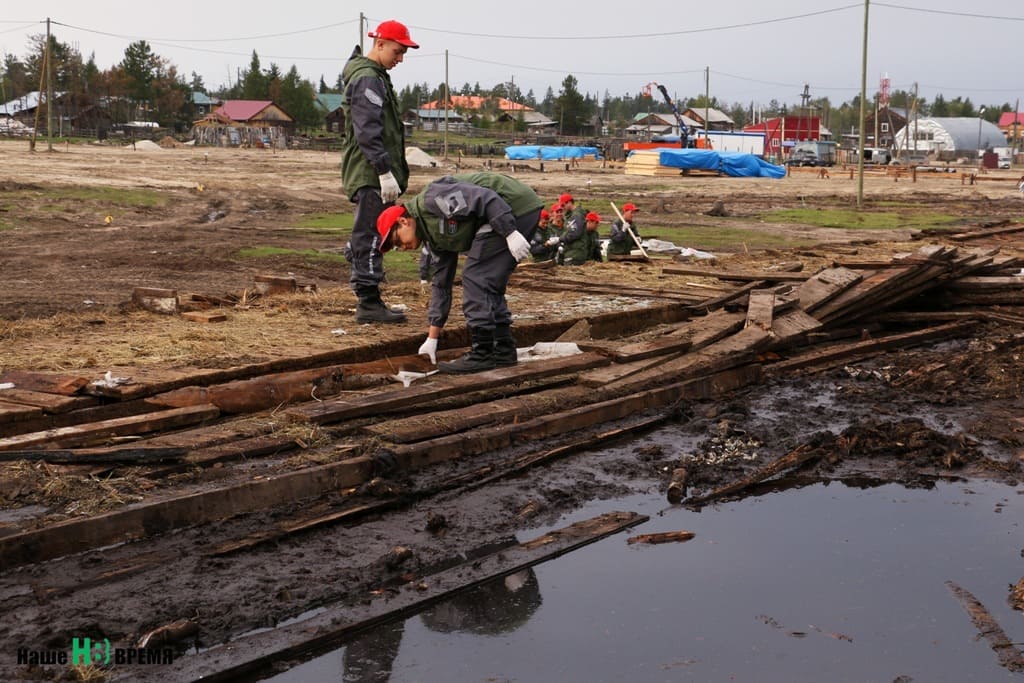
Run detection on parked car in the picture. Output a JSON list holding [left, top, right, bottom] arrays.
[[787, 141, 837, 167]]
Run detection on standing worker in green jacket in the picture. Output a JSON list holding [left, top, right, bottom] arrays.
[[341, 19, 418, 324], [375, 173, 544, 374]]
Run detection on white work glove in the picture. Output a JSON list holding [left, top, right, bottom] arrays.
[[544, 236, 560, 247], [378, 171, 401, 203], [505, 231, 531, 262], [622, 221, 632, 231], [418, 336, 438, 364]]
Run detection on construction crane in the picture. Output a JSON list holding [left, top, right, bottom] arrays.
[[642, 82, 690, 148]]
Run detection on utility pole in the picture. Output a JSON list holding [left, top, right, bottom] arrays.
[[799, 84, 810, 141], [359, 13, 365, 54], [857, 0, 869, 209], [443, 49, 449, 161], [46, 17, 53, 151], [704, 66, 709, 145]]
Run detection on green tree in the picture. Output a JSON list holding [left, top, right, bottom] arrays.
[[241, 51, 268, 99], [279, 65, 320, 131], [120, 40, 159, 103], [556, 74, 590, 135]]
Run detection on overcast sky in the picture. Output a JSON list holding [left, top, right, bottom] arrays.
[[2, 1, 1022, 110]]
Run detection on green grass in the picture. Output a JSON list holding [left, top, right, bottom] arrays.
[[764, 208, 960, 231], [41, 186, 169, 208], [294, 212, 354, 235], [646, 224, 817, 250], [235, 244, 425, 281]]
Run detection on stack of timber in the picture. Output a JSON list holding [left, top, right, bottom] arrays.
[[3, 242, 1024, 570], [624, 149, 685, 177]]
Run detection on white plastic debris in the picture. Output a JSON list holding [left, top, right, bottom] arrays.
[[390, 303, 408, 313], [391, 369, 438, 387], [0, 382, 14, 390], [331, 328, 348, 336], [518, 342, 582, 362], [91, 371, 131, 388]]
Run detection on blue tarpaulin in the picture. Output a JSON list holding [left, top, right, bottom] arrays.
[[505, 145, 602, 161], [652, 148, 785, 178]]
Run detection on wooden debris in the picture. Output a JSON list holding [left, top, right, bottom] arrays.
[[686, 444, 819, 506], [137, 619, 199, 649], [946, 580, 1024, 672], [627, 530, 695, 545], [132, 286, 179, 314], [666, 467, 688, 504], [662, 265, 810, 282], [180, 311, 228, 323], [0, 446, 186, 464], [254, 274, 296, 296]]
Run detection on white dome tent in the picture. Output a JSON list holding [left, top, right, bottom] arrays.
[[893, 117, 1006, 160]]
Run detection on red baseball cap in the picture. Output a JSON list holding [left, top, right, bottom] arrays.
[[540, 209, 550, 220], [622, 202, 640, 212], [585, 212, 600, 222], [550, 203, 563, 213], [559, 193, 574, 204], [376, 205, 407, 252], [368, 20, 419, 49]]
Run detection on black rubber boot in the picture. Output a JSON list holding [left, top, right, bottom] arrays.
[[355, 288, 406, 324], [438, 327, 496, 374], [493, 323, 518, 367]]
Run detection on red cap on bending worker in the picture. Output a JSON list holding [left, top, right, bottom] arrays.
[[622, 203, 640, 213], [559, 193, 574, 205], [376, 205, 407, 252], [585, 212, 600, 223], [540, 209, 550, 220], [368, 20, 419, 49]]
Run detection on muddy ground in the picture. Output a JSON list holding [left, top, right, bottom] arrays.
[[0, 139, 1023, 681]]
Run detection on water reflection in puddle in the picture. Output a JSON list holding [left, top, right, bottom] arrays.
[[270, 481, 1023, 682]]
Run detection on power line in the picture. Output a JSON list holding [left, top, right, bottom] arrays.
[[378, 5, 863, 40], [875, 3, 1024, 21], [50, 18, 358, 43]]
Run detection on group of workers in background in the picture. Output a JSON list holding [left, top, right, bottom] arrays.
[[528, 194, 642, 266], [341, 18, 644, 375]]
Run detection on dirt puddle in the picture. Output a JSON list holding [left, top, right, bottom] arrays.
[[266, 474, 1023, 682]]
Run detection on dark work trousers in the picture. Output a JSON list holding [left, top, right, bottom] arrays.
[[461, 208, 540, 330], [347, 187, 387, 293]]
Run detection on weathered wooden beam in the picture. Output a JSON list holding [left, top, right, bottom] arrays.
[[0, 388, 98, 414], [686, 444, 820, 506], [946, 581, 1024, 672], [764, 320, 978, 376], [662, 265, 810, 282], [0, 446, 186, 464], [0, 404, 220, 451], [285, 353, 610, 425]]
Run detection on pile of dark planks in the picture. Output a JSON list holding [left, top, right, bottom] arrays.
[[2, 242, 1024, 570]]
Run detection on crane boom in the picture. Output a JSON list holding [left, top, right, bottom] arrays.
[[654, 84, 689, 148]]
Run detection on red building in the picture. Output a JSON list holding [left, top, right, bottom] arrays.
[[743, 115, 822, 158]]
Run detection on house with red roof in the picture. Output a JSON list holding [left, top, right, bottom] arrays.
[[191, 100, 294, 147], [997, 112, 1024, 145]]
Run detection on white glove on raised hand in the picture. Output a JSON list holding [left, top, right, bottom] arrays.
[[622, 221, 632, 231], [544, 236, 560, 247], [505, 231, 531, 262], [418, 336, 438, 364], [378, 171, 401, 203]]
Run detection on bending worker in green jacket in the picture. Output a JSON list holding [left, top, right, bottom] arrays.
[[341, 19, 417, 324], [375, 173, 544, 374]]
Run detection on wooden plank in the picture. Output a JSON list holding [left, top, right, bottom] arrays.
[[0, 404, 220, 451], [744, 290, 775, 332], [389, 365, 764, 471], [948, 222, 1024, 241], [0, 452, 378, 571], [945, 276, 1024, 291], [599, 326, 771, 395], [946, 581, 1024, 672], [770, 309, 823, 347], [796, 267, 863, 313], [0, 399, 43, 423], [158, 512, 648, 683], [662, 265, 810, 282], [0, 370, 90, 396], [764, 320, 978, 376], [285, 352, 610, 425], [180, 311, 228, 323], [0, 447, 187, 464], [0, 387, 98, 414]]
